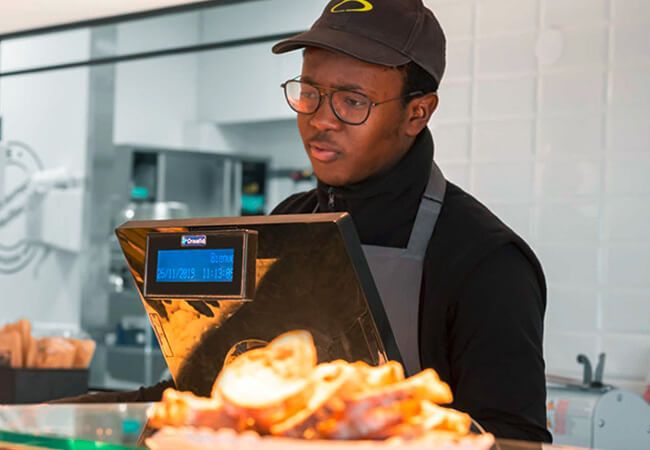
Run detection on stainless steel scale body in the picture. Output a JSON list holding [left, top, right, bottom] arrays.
[[116, 213, 401, 396], [546, 355, 650, 450]]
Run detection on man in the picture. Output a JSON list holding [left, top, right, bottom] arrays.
[[59, 0, 550, 443], [269, 0, 551, 443]]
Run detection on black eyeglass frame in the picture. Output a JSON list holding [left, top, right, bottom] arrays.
[[281, 78, 424, 126]]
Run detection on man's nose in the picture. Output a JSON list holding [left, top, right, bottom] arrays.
[[308, 94, 342, 131]]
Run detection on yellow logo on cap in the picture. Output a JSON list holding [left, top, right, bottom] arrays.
[[331, 0, 374, 13]]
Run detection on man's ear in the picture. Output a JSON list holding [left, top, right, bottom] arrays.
[[404, 93, 438, 137]]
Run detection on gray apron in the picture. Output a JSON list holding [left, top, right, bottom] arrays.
[[313, 163, 446, 375], [361, 163, 446, 375]]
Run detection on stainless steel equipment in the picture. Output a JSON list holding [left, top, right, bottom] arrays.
[[111, 145, 269, 218], [546, 354, 650, 450], [115, 213, 401, 396]]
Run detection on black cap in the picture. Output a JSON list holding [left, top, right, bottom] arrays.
[[272, 0, 446, 86]]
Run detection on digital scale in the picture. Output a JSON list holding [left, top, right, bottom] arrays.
[[546, 355, 650, 450], [116, 213, 401, 396]]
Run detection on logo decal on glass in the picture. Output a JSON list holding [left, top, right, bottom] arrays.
[[181, 234, 207, 247]]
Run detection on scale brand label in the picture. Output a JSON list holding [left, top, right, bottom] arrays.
[[181, 234, 207, 247]]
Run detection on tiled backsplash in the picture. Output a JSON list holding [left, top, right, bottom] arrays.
[[426, 0, 650, 390]]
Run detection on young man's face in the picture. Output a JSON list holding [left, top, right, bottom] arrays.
[[297, 48, 414, 187]]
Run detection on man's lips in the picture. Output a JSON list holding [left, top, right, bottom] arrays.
[[308, 142, 341, 163]]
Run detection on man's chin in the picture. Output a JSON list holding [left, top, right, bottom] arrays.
[[312, 169, 349, 187]]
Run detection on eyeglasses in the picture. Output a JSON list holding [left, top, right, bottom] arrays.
[[281, 79, 423, 126]]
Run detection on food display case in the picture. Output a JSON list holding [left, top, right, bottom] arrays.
[[0, 403, 150, 449], [0, 403, 584, 449]]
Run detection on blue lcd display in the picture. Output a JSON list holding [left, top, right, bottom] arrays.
[[156, 249, 234, 283]]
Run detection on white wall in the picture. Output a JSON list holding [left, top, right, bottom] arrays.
[[425, 0, 650, 391], [113, 13, 200, 147], [0, 29, 91, 328]]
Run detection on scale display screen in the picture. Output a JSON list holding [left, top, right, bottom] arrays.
[[144, 230, 256, 298], [156, 249, 234, 283]]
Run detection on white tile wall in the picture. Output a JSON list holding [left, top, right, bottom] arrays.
[[544, 332, 600, 377], [477, 0, 538, 36], [432, 124, 471, 162], [539, 114, 605, 156], [435, 82, 472, 121], [471, 161, 533, 200], [536, 244, 600, 286], [604, 198, 650, 241], [606, 245, 650, 288], [536, 159, 602, 198], [473, 119, 534, 160], [427, 0, 650, 387], [608, 110, 650, 151], [546, 288, 599, 333], [536, 202, 600, 243], [613, 23, 650, 67], [476, 77, 536, 118], [438, 162, 470, 190], [488, 202, 532, 239], [445, 42, 473, 79], [432, 0, 475, 39], [476, 34, 537, 75], [541, 71, 606, 114], [614, 0, 650, 24], [544, 0, 608, 27], [605, 154, 650, 195], [542, 27, 608, 69], [602, 290, 650, 334], [600, 335, 650, 379], [611, 70, 650, 110]]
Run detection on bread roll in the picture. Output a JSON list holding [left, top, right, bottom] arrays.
[[0, 330, 23, 368], [68, 338, 96, 369], [25, 335, 37, 368], [33, 337, 76, 369], [214, 330, 318, 431], [270, 361, 355, 438]]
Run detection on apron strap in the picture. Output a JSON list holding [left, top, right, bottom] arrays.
[[406, 162, 446, 257]]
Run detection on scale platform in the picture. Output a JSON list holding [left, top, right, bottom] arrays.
[[115, 213, 401, 396]]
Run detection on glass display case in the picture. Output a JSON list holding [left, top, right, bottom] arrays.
[[0, 403, 582, 450], [0, 403, 151, 449]]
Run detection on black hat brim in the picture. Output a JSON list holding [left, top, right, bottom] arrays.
[[272, 27, 411, 68]]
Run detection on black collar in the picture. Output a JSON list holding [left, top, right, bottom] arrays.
[[317, 129, 434, 247]]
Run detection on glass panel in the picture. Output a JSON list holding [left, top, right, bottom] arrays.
[[0, 29, 91, 73], [198, 0, 321, 44], [115, 11, 201, 56], [0, 0, 319, 75], [0, 403, 150, 447]]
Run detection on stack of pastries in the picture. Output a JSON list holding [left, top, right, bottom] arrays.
[[147, 330, 494, 449]]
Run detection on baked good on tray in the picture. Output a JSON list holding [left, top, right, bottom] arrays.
[[147, 330, 494, 449]]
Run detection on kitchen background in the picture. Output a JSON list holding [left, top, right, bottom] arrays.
[[0, 0, 648, 394]]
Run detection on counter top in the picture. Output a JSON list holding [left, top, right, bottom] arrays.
[[0, 404, 583, 450]]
